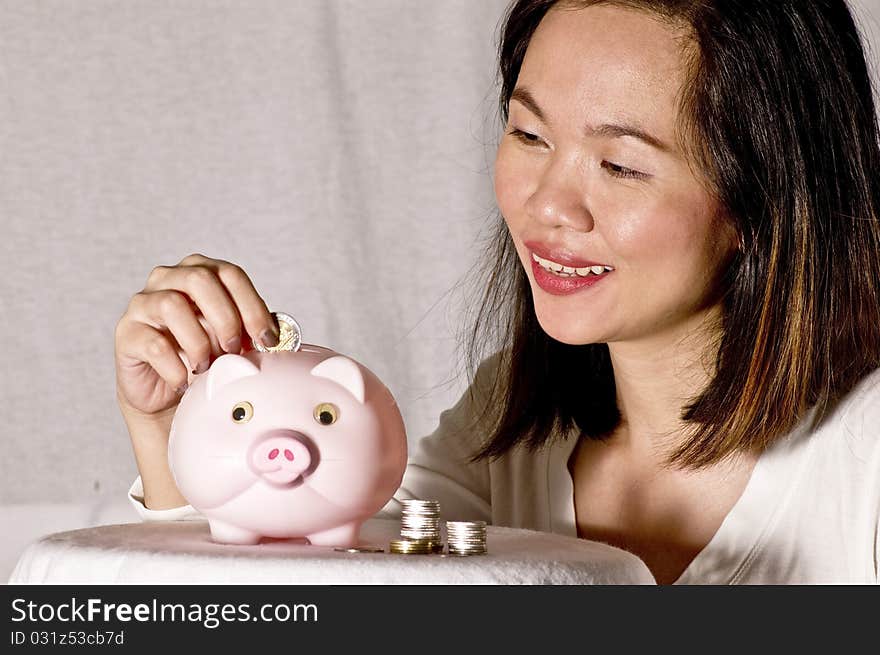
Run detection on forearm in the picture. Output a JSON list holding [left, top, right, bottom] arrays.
[[118, 391, 188, 510]]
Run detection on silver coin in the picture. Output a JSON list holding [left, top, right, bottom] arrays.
[[446, 520, 486, 529], [254, 311, 302, 353], [402, 525, 441, 530], [400, 500, 440, 511]]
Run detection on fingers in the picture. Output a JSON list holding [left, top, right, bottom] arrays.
[[183, 256, 279, 349], [146, 254, 279, 352], [144, 265, 242, 354], [129, 290, 216, 374], [214, 261, 280, 350], [119, 321, 190, 393]]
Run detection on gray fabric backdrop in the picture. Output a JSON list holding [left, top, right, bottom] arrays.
[[2, 0, 879, 505]]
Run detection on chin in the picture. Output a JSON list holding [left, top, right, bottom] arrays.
[[532, 307, 606, 346]]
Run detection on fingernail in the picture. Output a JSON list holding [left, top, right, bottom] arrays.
[[224, 336, 241, 354], [259, 328, 279, 348], [175, 383, 189, 395]]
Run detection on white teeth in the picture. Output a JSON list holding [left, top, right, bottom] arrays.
[[532, 252, 614, 277]]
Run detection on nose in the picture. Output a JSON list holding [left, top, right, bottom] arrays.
[[525, 157, 595, 232], [268, 448, 295, 461], [250, 431, 313, 485]]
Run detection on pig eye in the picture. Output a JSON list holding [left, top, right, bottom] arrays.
[[313, 402, 338, 425], [231, 401, 254, 423]]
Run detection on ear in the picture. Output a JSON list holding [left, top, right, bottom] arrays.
[[310, 355, 365, 404], [206, 354, 261, 401]]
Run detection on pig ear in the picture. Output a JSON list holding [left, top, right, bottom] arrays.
[[310, 356, 365, 404], [206, 354, 261, 401]]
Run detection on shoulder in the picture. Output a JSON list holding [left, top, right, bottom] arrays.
[[474, 349, 505, 378], [423, 349, 507, 443], [782, 367, 880, 479], [838, 366, 880, 463], [469, 349, 507, 403]]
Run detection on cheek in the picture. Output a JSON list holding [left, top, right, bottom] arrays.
[[612, 212, 695, 257], [493, 144, 531, 228], [594, 198, 660, 271], [608, 201, 730, 289]]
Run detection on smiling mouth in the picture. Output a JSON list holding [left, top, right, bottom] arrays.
[[531, 252, 614, 277]]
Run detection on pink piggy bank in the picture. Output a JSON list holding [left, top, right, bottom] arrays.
[[168, 343, 407, 547]]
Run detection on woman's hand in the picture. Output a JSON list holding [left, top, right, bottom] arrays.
[[114, 253, 280, 420]]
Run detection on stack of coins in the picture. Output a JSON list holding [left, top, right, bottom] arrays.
[[400, 500, 441, 540], [395, 499, 443, 554], [446, 521, 487, 556]]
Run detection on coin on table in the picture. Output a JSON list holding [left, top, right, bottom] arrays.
[[254, 311, 302, 353], [333, 546, 385, 553], [389, 539, 436, 554]]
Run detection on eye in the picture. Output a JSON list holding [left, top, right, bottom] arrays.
[[313, 402, 339, 426], [507, 128, 545, 147], [231, 401, 254, 424], [601, 160, 647, 180]]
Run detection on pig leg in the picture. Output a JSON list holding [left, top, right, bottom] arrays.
[[306, 521, 360, 547], [208, 519, 261, 545]]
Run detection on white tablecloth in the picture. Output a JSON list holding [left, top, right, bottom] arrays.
[[9, 519, 655, 584]]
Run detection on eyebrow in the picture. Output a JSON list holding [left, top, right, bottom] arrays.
[[509, 86, 673, 154]]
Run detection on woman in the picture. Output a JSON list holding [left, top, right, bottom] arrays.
[[116, 0, 880, 584]]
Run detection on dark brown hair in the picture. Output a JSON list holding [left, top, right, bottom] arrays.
[[456, 0, 880, 468]]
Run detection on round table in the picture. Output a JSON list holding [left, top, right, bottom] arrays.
[[9, 518, 655, 584]]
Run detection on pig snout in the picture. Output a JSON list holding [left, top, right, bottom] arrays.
[[249, 431, 313, 485]]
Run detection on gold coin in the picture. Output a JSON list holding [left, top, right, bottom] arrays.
[[333, 546, 384, 553], [389, 539, 434, 554], [254, 312, 302, 353]]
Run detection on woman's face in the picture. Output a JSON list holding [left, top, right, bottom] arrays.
[[494, 3, 739, 347]]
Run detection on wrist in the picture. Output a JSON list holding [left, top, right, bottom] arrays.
[[116, 387, 177, 431], [117, 388, 187, 510]]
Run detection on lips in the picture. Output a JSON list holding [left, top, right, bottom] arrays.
[[523, 240, 611, 269], [530, 257, 611, 295]]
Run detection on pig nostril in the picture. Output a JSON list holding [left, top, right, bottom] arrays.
[[268, 448, 279, 460], [284, 449, 294, 461]]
